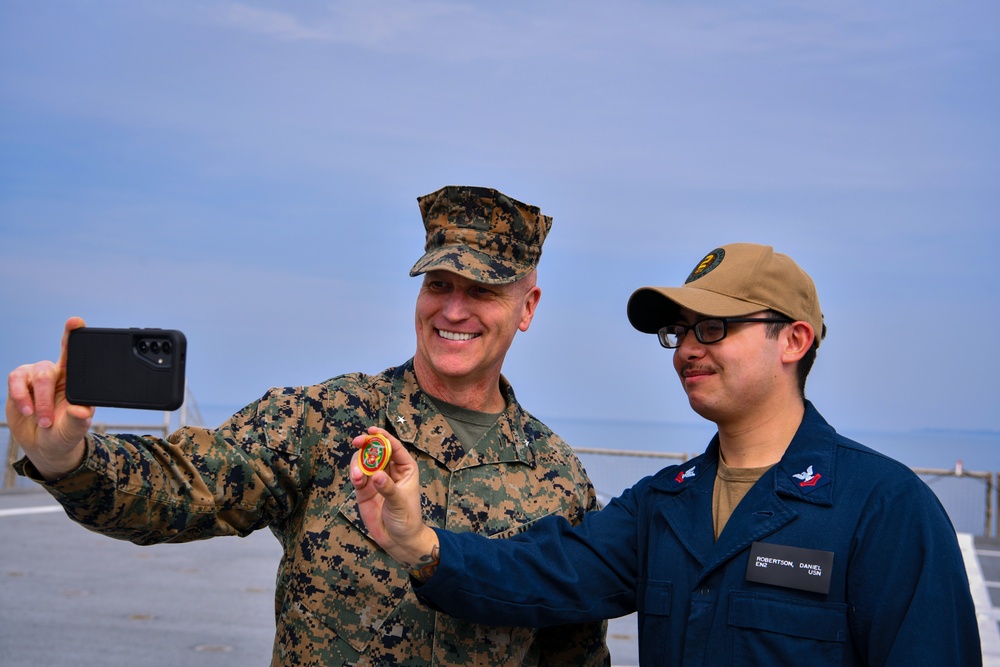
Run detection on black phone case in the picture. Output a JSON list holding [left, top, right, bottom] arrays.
[[66, 328, 187, 410]]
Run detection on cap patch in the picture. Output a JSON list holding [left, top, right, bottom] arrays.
[[685, 248, 725, 284]]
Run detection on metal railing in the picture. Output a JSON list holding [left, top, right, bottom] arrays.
[[913, 465, 994, 538], [574, 447, 998, 538], [3, 429, 997, 537], [1, 385, 198, 489], [2, 420, 170, 490]]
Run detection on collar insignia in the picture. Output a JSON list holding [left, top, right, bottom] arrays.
[[675, 466, 697, 484], [792, 465, 821, 487]]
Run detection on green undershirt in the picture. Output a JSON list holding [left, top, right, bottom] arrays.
[[428, 396, 503, 452]]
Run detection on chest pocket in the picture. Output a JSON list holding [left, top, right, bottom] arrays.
[[275, 486, 416, 658], [728, 591, 848, 665]]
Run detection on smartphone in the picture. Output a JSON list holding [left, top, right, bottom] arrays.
[[65, 327, 187, 410]]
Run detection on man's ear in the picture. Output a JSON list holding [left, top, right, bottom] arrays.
[[781, 321, 815, 363], [518, 286, 542, 332]]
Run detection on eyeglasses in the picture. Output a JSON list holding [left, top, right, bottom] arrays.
[[657, 317, 792, 348]]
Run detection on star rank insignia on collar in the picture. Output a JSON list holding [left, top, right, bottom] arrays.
[[395, 416, 406, 425]]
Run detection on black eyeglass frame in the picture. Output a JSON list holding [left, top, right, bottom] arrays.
[[657, 317, 793, 349]]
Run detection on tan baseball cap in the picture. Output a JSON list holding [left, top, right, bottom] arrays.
[[627, 243, 824, 346], [409, 185, 552, 285]]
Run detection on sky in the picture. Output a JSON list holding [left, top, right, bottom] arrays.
[[2, 2, 998, 450]]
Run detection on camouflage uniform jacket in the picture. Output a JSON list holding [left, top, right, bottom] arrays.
[[17, 359, 610, 666]]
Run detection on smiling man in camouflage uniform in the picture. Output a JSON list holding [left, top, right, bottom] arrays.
[[7, 185, 610, 666]]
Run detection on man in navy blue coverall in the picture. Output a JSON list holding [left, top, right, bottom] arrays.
[[352, 242, 982, 666]]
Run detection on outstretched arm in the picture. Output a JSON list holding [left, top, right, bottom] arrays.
[[350, 428, 441, 581], [353, 429, 639, 629]]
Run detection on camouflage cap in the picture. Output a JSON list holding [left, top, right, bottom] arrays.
[[409, 185, 552, 285], [627, 243, 824, 347]]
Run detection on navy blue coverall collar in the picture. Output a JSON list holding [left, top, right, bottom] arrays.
[[646, 401, 838, 575]]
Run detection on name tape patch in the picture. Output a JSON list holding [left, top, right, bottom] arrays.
[[745, 541, 835, 594]]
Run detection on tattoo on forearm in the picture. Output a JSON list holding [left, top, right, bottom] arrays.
[[406, 545, 440, 582]]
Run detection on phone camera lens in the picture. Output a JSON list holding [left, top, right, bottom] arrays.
[[149, 341, 161, 354], [137, 340, 149, 353], [160, 341, 172, 354]]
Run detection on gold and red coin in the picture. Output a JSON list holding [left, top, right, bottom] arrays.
[[358, 433, 392, 475]]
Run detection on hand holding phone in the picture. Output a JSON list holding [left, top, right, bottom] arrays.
[[66, 328, 187, 410]]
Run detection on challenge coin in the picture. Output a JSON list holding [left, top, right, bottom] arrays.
[[359, 433, 392, 475]]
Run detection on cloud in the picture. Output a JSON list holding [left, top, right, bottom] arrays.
[[216, 4, 330, 41], [2, 0, 997, 435], [201, 1, 994, 72], [208, 1, 514, 57]]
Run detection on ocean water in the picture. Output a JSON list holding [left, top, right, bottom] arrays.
[[6, 406, 996, 534], [177, 406, 1000, 513], [67, 404, 1000, 474], [543, 416, 1000, 473]]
